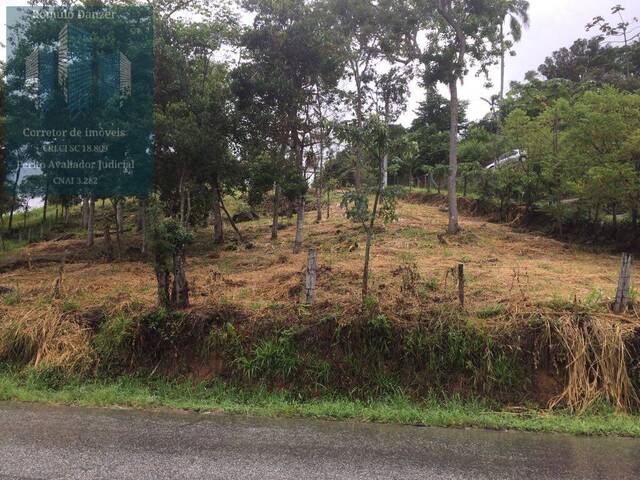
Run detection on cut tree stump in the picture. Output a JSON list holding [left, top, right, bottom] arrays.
[[613, 253, 633, 313]]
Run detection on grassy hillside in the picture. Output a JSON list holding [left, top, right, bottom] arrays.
[[0, 194, 639, 421]]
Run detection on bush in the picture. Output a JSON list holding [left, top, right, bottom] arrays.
[[238, 332, 300, 382]]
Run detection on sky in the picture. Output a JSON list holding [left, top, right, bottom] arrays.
[[411, 0, 640, 124], [2, 0, 640, 125]]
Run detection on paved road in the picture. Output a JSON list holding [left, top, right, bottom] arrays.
[[1, 403, 639, 480]]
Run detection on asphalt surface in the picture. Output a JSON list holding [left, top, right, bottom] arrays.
[[1, 402, 639, 479]]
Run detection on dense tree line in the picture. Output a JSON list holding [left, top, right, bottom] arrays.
[[454, 5, 640, 237]]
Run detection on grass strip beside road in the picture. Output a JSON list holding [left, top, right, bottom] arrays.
[[1, 371, 639, 438]]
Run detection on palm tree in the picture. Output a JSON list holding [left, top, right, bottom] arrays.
[[500, 1, 530, 103]]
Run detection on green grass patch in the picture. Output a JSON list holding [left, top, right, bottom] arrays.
[[476, 303, 506, 319], [0, 369, 638, 437]]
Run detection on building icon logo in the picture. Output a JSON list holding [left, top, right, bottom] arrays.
[[26, 23, 131, 118], [25, 47, 56, 111]]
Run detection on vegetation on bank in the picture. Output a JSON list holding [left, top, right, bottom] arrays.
[[1, 197, 639, 422], [1, 1, 639, 440], [2, 368, 640, 438]]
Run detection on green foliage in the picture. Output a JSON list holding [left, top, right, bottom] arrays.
[[1, 290, 21, 306], [422, 278, 438, 292], [93, 312, 135, 369], [238, 332, 300, 382], [149, 214, 193, 271], [22, 365, 68, 390], [462, 85, 640, 233], [403, 320, 523, 392], [477, 303, 506, 319], [2, 367, 640, 436]]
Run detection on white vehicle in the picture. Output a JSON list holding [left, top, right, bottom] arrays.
[[485, 149, 527, 170]]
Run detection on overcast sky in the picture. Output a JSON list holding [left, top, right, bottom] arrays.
[[3, 0, 640, 125], [414, 0, 640, 124]]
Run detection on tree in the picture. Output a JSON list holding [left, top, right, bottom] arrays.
[[149, 207, 193, 309], [339, 116, 398, 302], [384, 0, 512, 233], [328, 0, 383, 187], [566, 88, 640, 229], [154, 12, 238, 244], [587, 4, 640, 79], [426, 0, 510, 233], [410, 87, 468, 186], [391, 132, 420, 188], [238, 0, 344, 253]]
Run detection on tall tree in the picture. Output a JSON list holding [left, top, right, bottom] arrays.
[[328, 0, 383, 187], [238, 0, 344, 253], [339, 115, 398, 301], [424, 0, 507, 234]]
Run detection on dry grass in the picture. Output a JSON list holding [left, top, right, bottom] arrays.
[[0, 304, 95, 374], [1, 198, 639, 411], [546, 314, 639, 412], [0, 198, 637, 320]]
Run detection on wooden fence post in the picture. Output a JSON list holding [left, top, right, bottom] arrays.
[[305, 247, 317, 305], [52, 249, 68, 299], [458, 263, 465, 308], [613, 253, 633, 313]]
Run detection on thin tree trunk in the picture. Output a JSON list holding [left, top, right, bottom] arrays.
[[186, 188, 192, 230], [362, 147, 385, 302], [178, 173, 186, 227], [155, 269, 170, 308], [362, 228, 374, 300], [116, 199, 124, 234], [382, 153, 388, 188], [8, 164, 22, 231], [81, 196, 89, 228], [304, 247, 317, 304], [140, 198, 148, 255], [499, 23, 505, 103], [86, 196, 95, 247], [447, 79, 460, 234], [42, 193, 48, 223], [316, 137, 324, 223], [219, 194, 244, 243], [353, 71, 364, 189], [315, 183, 322, 223], [271, 183, 280, 240], [212, 181, 224, 244], [104, 223, 113, 262], [293, 194, 305, 254], [326, 189, 330, 219], [172, 251, 189, 308]]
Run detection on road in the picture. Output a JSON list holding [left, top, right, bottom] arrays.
[[0, 403, 639, 479]]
